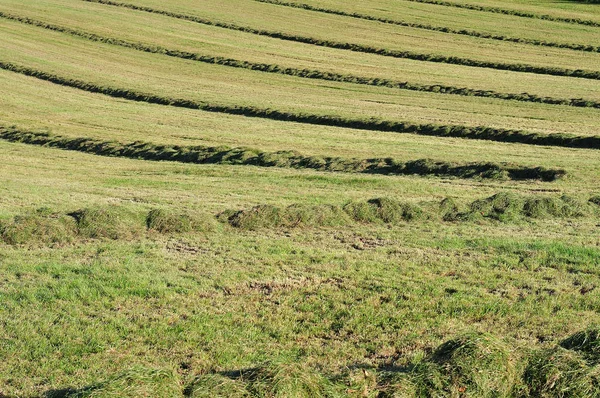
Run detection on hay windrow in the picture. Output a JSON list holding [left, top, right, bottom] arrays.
[[401, 0, 600, 27], [1, 60, 598, 149], [70, 206, 146, 240], [146, 208, 216, 233], [0, 209, 77, 246], [255, 0, 600, 53], [83, 0, 600, 80], [0, 127, 569, 181], [447, 192, 594, 222], [2, 11, 598, 109], [226, 193, 597, 230], [410, 333, 518, 397]]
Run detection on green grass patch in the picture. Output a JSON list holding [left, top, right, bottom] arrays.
[[146, 208, 216, 234], [70, 206, 146, 240], [0, 208, 77, 246]]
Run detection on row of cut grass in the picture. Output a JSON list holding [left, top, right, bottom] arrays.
[[0, 127, 567, 181], [255, 0, 600, 52], [224, 192, 600, 230], [3, 60, 600, 151], [430, 0, 600, 22], [79, 0, 600, 78], [4, 69, 599, 186], [399, 0, 600, 26], [1, 205, 216, 246], [5, 190, 597, 246], [3, 11, 600, 110], [3, 0, 598, 101], [5, 138, 596, 220], [280, 0, 600, 45]]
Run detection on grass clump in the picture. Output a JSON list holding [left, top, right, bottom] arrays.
[[439, 197, 460, 221], [146, 208, 215, 233], [283, 204, 350, 228], [367, 198, 426, 223], [343, 201, 380, 224], [522, 347, 598, 397], [560, 328, 600, 363], [245, 362, 343, 398], [466, 192, 525, 222], [227, 205, 283, 230], [187, 374, 249, 397], [57, 366, 182, 397], [452, 193, 590, 222], [411, 333, 518, 397], [70, 206, 146, 240], [227, 204, 350, 229], [523, 195, 587, 218], [0, 208, 77, 245]]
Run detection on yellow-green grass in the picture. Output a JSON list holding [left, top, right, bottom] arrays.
[[256, 0, 600, 46], [3, 0, 600, 395], [2, 70, 600, 192], [2, 140, 600, 396], [404, 0, 600, 22], [0, 140, 581, 218], [2, 21, 600, 139], [3, 0, 600, 102], [78, 0, 600, 73]]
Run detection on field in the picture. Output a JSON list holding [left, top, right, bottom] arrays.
[[1, 0, 600, 396]]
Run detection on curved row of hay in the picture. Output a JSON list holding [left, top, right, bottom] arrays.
[[0, 128, 566, 181], [2, 60, 600, 150], [83, 0, 600, 80], [50, 329, 600, 397], [4, 11, 598, 109], [0, 206, 216, 246], [402, 0, 600, 27], [225, 192, 600, 230], [2, 193, 599, 245], [254, 0, 600, 53]]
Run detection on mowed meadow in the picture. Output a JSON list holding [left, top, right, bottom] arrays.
[[1, 0, 600, 396]]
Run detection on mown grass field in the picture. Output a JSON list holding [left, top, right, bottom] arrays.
[[1, 0, 600, 396]]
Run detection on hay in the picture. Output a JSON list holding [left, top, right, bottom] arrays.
[[0, 209, 77, 245], [70, 206, 146, 240], [411, 333, 518, 397], [146, 209, 216, 233], [522, 347, 599, 397]]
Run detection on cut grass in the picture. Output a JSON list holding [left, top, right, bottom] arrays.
[[2, 0, 600, 395], [225, 193, 598, 230], [29, 330, 600, 396], [410, 333, 519, 397], [81, 0, 600, 79], [4, 0, 599, 102], [0, 209, 77, 246], [282, 0, 600, 45], [255, 0, 600, 53], [146, 209, 216, 234], [399, 0, 600, 27], [2, 62, 600, 150], [0, 127, 568, 181], [1, 19, 599, 138], [4, 10, 600, 109], [70, 206, 147, 240]]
